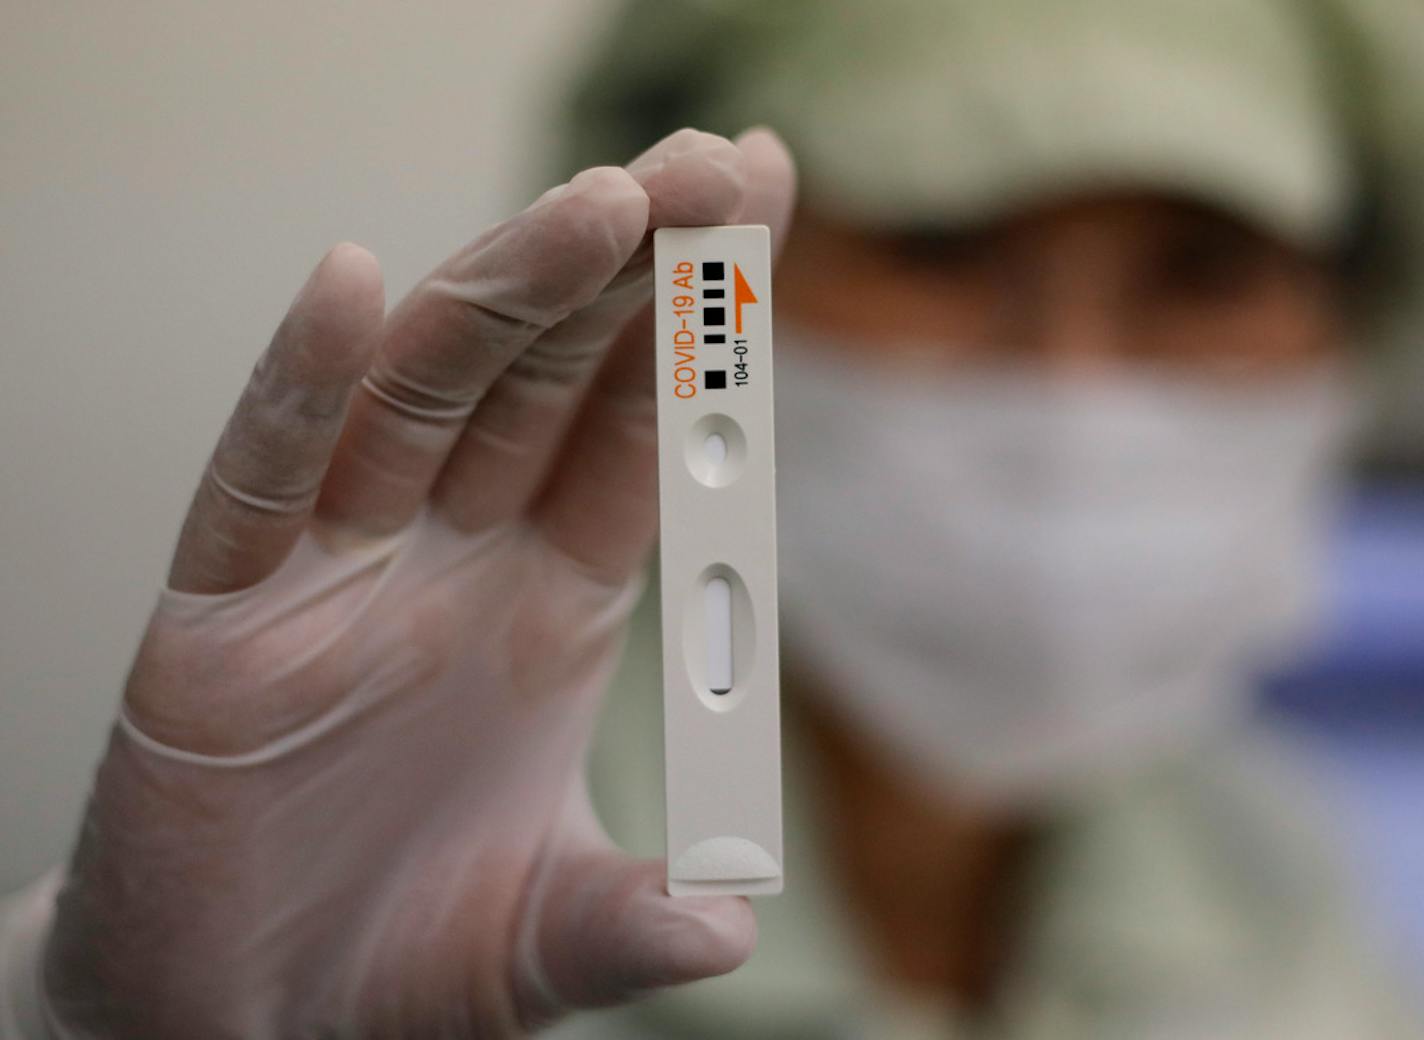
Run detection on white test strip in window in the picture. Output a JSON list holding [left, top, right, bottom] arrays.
[[705, 576, 733, 695], [653, 225, 783, 897]]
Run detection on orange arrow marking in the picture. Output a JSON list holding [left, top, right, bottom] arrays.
[[733, 263, 759, 334]]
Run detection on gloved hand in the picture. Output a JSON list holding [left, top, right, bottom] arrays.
[[7, 126, 796, 1038]]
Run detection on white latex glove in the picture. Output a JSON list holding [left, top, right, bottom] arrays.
[[3, 126, 796, 1039]]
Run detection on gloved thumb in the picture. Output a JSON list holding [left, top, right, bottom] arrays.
[[512, 849, 757, 1029]]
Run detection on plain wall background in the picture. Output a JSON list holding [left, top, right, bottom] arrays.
[[0, 0, 610, 892]]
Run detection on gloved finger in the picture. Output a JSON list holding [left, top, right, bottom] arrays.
[[733, 127, 799, 259], [512, 851, 756, 1030], [167, 244, 385, 595], [532, 127, 797, 582], [431, 129, 748, 535], [314, 166, 651, 538], [318, 128, 744, 542]]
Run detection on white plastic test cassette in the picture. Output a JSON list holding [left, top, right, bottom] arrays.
[[653, 225, 783, 897]]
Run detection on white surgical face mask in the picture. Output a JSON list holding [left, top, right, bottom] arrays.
[[775, 330, 1355, 806]]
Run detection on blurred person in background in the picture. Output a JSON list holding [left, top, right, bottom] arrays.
[[562, 0, 1424, 1036], [2, 0, 1423, 1038]]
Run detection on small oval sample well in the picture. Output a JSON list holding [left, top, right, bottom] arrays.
[[684, 413, 747, 488]]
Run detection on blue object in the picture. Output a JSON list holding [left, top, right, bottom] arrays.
[[1262, 484, 1424, 727], [1260, 482, 1424, 996]]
